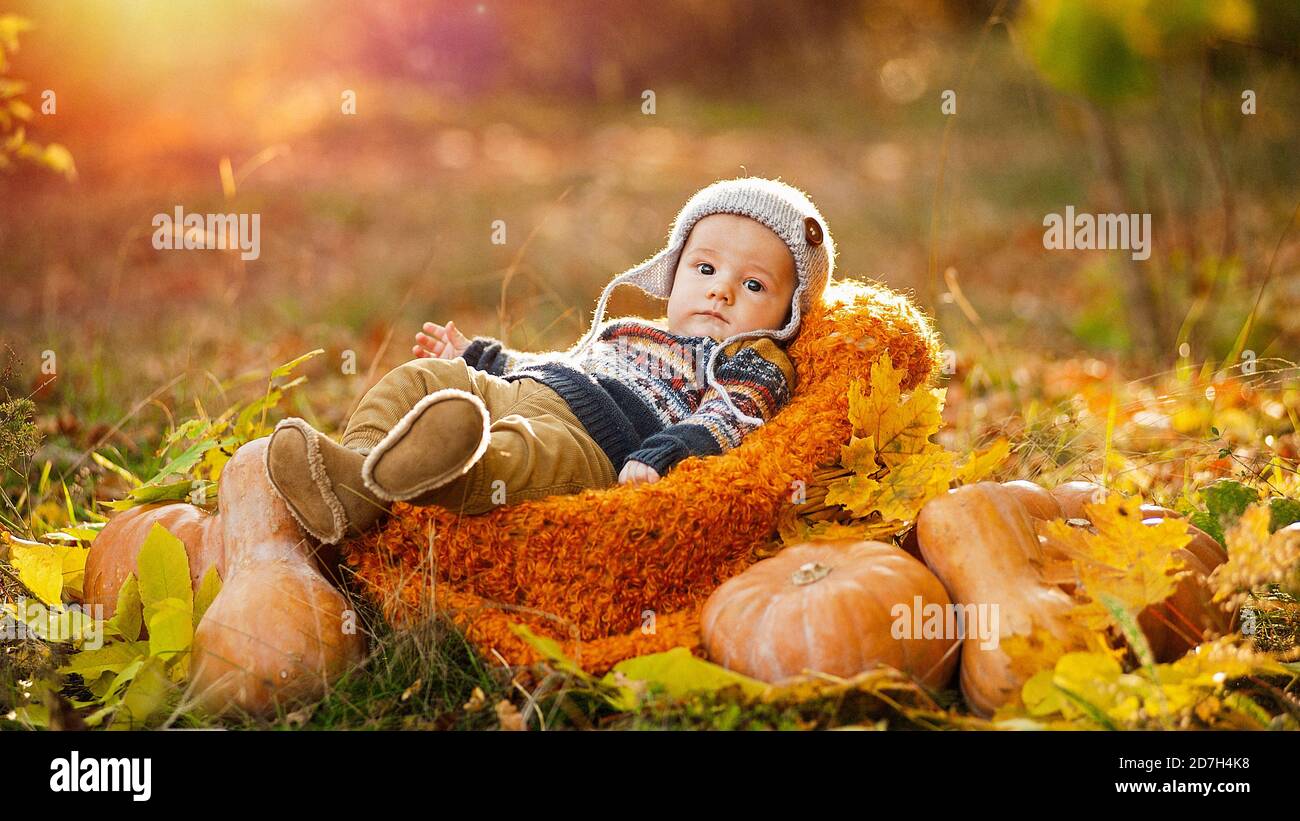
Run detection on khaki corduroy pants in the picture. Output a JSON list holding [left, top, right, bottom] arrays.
[[342, 357, 617, 515]]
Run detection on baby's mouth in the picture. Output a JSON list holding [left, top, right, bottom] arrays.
[[697, 311, 728, 323]]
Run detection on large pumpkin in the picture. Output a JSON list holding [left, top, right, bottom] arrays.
[[917, 483, 1081, 717], [80, 437, 366, 718], [700, 539, 959, 689], [188, 437, 366, 717], [918, 480, 1235, 717], [1043, 481, 1230, 662]]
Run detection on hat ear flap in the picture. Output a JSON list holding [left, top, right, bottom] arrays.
[[662, 246, 685, 295]]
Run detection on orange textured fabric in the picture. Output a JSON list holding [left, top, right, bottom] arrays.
[[341, 278, 943, 676]]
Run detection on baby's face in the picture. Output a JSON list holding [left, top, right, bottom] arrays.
[[665, 213, 796, 342]]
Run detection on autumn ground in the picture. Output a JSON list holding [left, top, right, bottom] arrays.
[[1, 16, 1299, 729]]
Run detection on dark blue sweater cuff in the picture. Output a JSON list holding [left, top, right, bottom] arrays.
[[624, 424, 722, 476], [460, 337, 509, 375]]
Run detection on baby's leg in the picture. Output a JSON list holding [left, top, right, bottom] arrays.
[[267, 357, 483, 543], [394, 375, 617, 515], [343, 357, 497, 452]]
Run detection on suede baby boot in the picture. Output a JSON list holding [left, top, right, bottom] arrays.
[[360, 388, 491, 502], [264, 417, 391, 544]]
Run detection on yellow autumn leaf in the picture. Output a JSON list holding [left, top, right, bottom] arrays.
[[193, 565, 222, 628], [112, 573, 143, 642], [136, 523, 194, 612], [1066, 596, 1124, 635], [31, 499, 66, 529], [847, 357, 947, 471], [839, 435, 880, 475], [1021, 633, 1282, 728], [847, 355, 910, 434], [110, 656, 171, 730], [846, 370, 880, 438], [10, 541, 63, 605], [1211, 502, 1300, 610], [1003, 616, 1108, 691], [1055, 652, 1141, 725], [1004, 629, 1066, 684], [1043, 494, 1191, 620], [867, 450, 956, 523], [199, 445, 230, 485], [144, 596, 192, 661], [1165, 635, 1288, 685], [56, 544, 88, 600], [826, 356, 954, 521], [1021, 668, 1069, 716], [600, 646, 768, 712], [1022, 650, 1175, 727], [826, 450, 955, 524], [824, 473, 882, 517], [957, 438, 1011, 484]]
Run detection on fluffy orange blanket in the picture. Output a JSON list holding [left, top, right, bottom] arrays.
[[341, 278, 942, 676]]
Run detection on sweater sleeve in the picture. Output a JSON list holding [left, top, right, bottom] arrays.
[[461, 317, 629, 375], [622, 338, 797, 476], [459, 336, 554, 376]]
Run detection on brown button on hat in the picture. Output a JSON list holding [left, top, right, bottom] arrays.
[[804, 216, 824, 246]]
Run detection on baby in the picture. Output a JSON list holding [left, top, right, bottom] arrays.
[[265, 176, 836, 544]]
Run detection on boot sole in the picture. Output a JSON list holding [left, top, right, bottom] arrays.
[[360, 388, 490, 502]]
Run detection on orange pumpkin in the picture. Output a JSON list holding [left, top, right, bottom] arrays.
[[700, 539, 959, 689], [81, 437, 366, 717], [1050, 480, 1187, 527], [1045, 481, 1231, 662], [917, 483, 1082, 717], [1132, 516, 1231, 662], [83, 502, 225, 624], [1000, 479, 1065, 521], [1049, 480, 1110, 520], [188, 437, 367, 717]]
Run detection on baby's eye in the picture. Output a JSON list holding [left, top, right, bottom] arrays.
[[744, 279, 763, 293], [696, 262, 714, 276]]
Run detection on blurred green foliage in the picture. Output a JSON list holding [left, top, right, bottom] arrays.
[[0, 14, 75, 179], [1019, 0, 1254, 104]]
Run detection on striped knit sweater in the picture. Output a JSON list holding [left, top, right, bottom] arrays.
[[459, 318, 797, 476]]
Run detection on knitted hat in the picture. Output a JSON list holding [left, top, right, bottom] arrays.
[[569, 176, 836, 426]]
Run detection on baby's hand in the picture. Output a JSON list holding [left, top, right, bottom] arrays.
[[619, 460, 661, 485], [414, 320, 471, 360]]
